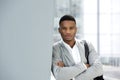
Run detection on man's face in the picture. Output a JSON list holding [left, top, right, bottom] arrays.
[[59, 20, 77, 42]]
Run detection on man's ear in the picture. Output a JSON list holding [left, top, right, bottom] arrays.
[[58, 27, 60, 33]]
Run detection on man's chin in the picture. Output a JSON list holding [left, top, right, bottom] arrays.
[[64, 38, 73, 41]]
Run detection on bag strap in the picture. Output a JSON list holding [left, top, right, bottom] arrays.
[[82, 40, 89, 64], [83, 40, 104, 80]]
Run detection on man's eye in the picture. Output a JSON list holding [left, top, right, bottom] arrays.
[[70, 27, 74, 29], [62, 28, 66, 30]]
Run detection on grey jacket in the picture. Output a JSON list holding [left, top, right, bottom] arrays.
[[51, 40, 103, 80]]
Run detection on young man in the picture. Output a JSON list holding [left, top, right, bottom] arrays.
[[51, 15, 103, 80]]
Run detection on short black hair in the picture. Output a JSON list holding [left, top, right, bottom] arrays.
[[59, 15, 76, 25]]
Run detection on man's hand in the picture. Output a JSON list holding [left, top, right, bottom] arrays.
[[56, 61, 90, 68], [56, 61, 64, 67], [85, 64, 90, 68]]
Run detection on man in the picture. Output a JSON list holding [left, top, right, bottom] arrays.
[[51, 15, 103, 80]]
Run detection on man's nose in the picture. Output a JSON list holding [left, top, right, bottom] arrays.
[[66, 29, 71, 33]]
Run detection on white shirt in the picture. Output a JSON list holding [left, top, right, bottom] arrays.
[[62, 39, 81, 64]]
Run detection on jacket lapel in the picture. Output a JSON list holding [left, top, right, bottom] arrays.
[[59, 42, 75, 66]]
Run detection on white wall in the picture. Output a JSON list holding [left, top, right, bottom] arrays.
[[0, 0, 54, 80]]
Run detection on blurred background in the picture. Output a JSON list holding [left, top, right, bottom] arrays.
[[51, 0, 120, 80]]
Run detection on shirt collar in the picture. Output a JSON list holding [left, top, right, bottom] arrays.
[[61, 38, 78, 49]]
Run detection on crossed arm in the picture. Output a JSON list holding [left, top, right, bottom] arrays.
[[52, 58, 88, 80], [57, 61, 90, 68]]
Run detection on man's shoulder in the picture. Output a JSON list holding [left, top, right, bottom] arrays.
[[76, 38, 84, 44], [76, 39, 91, 45], [53, 40, 62, 47]]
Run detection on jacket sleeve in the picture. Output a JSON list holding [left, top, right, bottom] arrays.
[[75, 42, 103, 80], [51, 45, 87, 80]]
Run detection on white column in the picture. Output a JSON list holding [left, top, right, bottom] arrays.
[[0, 0, 54, 80]]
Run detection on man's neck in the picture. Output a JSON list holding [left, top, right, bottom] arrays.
[[63, 39, 76, 48]]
